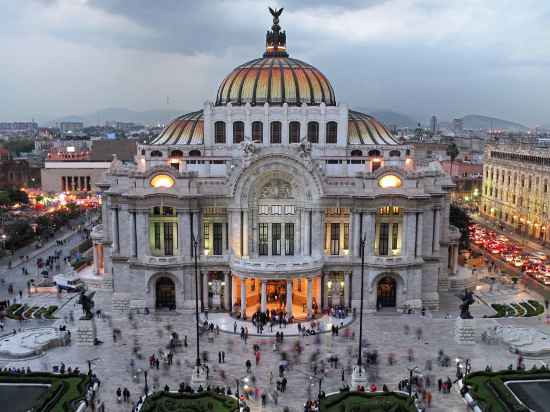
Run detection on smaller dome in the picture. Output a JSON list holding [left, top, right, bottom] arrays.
[[348, 110, 398, 145], [151, 110, 204, 145]]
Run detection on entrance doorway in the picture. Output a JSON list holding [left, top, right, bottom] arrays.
[[156, 277, 176, 309], [266, 280, 287, 309], [377, 276, 396, 307]]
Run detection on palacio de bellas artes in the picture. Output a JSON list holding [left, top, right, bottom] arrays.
[[92, 11, 458, 320]]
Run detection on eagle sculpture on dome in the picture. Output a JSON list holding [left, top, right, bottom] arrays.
[[269, 7, 284, 24]]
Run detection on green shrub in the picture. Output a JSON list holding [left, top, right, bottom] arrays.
[[527, 300, 545, 315], [511, 303, 525, 317]]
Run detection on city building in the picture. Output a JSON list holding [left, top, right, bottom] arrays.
[[0, 159, 41, 189], [59, 121, 84, 136], [430, 115, 438, 135], [41, 140, 136, 193], [452, 118, 464, 133], [439, 160, 482, 205], [481, 144, 550, 241], [92, 12, 458, 316]]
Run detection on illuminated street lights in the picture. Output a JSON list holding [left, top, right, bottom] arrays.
[[351, 234, 368, 389], [190, 234, 207, 389]]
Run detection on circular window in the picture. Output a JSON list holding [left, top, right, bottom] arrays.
[[150, 174, 175, 188], [378, 174, 402, 189]]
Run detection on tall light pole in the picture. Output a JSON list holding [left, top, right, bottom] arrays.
[[192, 235, 201, 368], [357, 235, 366, 369]]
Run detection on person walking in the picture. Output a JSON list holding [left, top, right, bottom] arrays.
[[221, 351, 225, 363], [116, 388, 122, 403], [246, 359, 252, 373]]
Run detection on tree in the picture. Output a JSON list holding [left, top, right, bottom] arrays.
[[450, 205, 471, 248], [446, 142, 459, 178]]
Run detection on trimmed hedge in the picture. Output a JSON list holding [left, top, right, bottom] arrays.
[[511, 303, 525, 317], [140, 391, 239, 412], [490, 303, 516, 318], [319, 391, 417, 412], [0, 372, 90, 412], [527, 300, 545, 316], [465, 368, 550, 412]]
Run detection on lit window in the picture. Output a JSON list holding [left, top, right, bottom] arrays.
[[150, 174, 175, 188], [378, 174, 402, 189]]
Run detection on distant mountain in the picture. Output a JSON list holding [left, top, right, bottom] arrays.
[[354, 108, 418, 128], [460, 114, 528, 131], [49, 108, 187, 127]]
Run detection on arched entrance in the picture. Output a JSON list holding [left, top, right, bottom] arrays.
[[156, 277, 176, 309], [377, 276, 396, 308]]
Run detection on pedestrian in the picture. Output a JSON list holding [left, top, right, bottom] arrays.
[[234, 321, 237, 334], [269, 371, 273, 385], [116, 388, 122, 403], [221, 351, 225, 363], [246, 359, 252, 373], [437, 378, 442, 392], [218, 352, 222, 364]]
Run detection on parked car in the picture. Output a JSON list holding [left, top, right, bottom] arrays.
[[53, 275, 85, 293]]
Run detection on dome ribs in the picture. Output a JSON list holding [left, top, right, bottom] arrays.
[[251, 57, 270, 105]]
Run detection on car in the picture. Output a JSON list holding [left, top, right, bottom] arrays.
[[532, 251, 548, 261], [544, 278, 550, 286], [513, 256, 524, 267], [53, 275, 85, 293]]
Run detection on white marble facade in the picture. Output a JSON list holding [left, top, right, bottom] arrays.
[[92, 16, 459, 317]]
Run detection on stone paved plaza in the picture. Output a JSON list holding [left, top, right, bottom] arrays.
[[1, 282, 549, 412]]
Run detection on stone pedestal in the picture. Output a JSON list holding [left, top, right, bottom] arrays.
[[350, 365, 368, 390], [190, 365, 208, 390], [455, 318, 476, 345], [76, 319, 97, 346]]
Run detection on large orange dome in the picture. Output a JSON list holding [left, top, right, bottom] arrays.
[[215, 57, 336, 107]]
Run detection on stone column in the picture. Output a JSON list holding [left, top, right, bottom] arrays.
[[261, 280, 267, 312], [111, 208, 118, 253], [415, 212, 424, 257], [229, 209, 241, 257], [453, 245, 459, 274], [351, 212, 360, 257], [286, 279, 293, 316], [307, 277, 313, 318], [433, 208, 441, 254], [364, 212, 375, 256], [406, 212, 417, 257], [179, 212, 191, 258], [344, 272, 351, 308], [302, 209, 310, 256], [202, 273, 209, 311], [242, 209, 249, 257], [92, 244, 98, 275], [224, 272, 230, 310], [240, 278, 247, 318]]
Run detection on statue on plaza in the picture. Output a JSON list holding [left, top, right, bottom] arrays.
[[78, 291, 96, 320], [458, 288, 475, 319]]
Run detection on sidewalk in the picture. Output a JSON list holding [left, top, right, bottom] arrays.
[[0, 216, 97, 270]]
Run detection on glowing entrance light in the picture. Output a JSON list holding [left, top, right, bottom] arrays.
[[150, 174, 175, 189], [378, 174, 402, 189]]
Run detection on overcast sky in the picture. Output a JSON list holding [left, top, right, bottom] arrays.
[[1, 0, 549, 126]]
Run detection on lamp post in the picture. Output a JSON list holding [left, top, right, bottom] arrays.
[[192, 235, 201, 368], [408, 366, 418, 397], [144, 370, 149, 395], [317, 376, 323, 399], [357, 235, 366, 369]]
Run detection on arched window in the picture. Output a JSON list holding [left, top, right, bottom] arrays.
[[170, 150, 183, 158], [188, 150, 201, 157], [233, 121, 244, 144], [351, 150, 363, 157], [214, 121, 226, 144], [150, 150, 163, 157], [270, 121, 282, 144], [389, 150, 401, 157], [368, 149, 381, 157], [289, 121, 300, 144], [326, 122, 337, 144], [252, 121, 263, 143], [307, 121, 319, 143]]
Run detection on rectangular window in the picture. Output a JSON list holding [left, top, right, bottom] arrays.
[[213, 223, 223, 255], [272, 223, 281, 255], [259, 223, 269, 256], [154, 222, 161, 250], [285, 223, 294, 256], [203, 223, 209, 250], [331, 223, 340, 255], [343, 224, 349, 250], [379, 223, 389, 256], [164, 222, 174, 256], [392, 223, 399, 250]]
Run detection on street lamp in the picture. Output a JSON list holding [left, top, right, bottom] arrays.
[[144, 370, 149, 395], [357, 234, 367, 369], [191, 235, 201, 368], [408, 366, 419, 397]]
